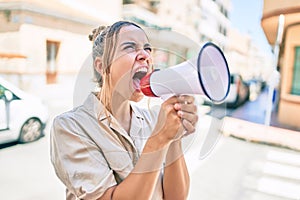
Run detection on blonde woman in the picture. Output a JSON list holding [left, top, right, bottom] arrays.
[[50, 21, 198, 200]]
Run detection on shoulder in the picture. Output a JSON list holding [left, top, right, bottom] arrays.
[[53, 93, 100, 130], [52, 106, 84, 134]]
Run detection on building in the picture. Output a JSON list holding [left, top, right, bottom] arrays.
[[123, 0, 200, 69], [122, 0, 233, 69], [226, 28, 272, 81], [0, 0, 120, 89], [0, 0, 272, 102], [197, 0, 231, 50], [226, 28, 251, 76], [261, 0, 300, 128]]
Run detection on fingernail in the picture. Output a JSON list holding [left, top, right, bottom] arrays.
[[174, 103, 181, 110], [178, 110, 183, 117]]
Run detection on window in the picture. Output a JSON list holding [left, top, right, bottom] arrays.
[[46, 40, 60, 84], [0, 85, 11, 130], [123, 0, 134, 4], [218, 25, 227, 36], [149, 0, 160, 13], [291, 46, 300, 95]]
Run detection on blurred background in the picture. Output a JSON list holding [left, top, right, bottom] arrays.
[[1, 0, 300, 199]]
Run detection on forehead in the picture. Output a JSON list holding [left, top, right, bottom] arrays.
[[118, 25, 149, 43]]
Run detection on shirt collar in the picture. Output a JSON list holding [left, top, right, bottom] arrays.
[[83, 93, 145, 121], [130, 101, 145, 120]]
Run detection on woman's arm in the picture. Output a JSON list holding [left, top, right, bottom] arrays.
[[99, 133, 170, 200], [52, 113, 171, 200], [101, 96, 197, 200], [163, 140, 190, 200], [163, 95, 198, 200], [99, 96, 183, 200]]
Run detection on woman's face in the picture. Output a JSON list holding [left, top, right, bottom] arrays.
[[110, 25, 152, 102]]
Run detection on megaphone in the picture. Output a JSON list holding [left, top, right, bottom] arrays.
[[140, 42, 230, 103]]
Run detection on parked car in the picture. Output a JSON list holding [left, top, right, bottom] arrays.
[[0, 77, 48, 145], [246, 78, 263, 101], [224, 74, 250, 108]]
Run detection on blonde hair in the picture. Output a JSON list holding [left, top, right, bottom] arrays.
[[88, 21, 142, 113]]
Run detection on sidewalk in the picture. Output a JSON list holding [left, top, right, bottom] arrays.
[[221, 116, 300, 151], [220, 88, 300, 151]]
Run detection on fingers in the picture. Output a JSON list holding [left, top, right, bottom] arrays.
[[174, 95, 198, 134], [162, 95, 198, 135], [179, 103, 197, 114], [174, 95, 197, 115], [178, 111, 198, 134], [178, 95, 195, 104], [182, 119, 196, 134], [177, 110, 198, 125]]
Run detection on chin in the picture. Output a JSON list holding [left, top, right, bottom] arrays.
[[130, 91, 144, 102]]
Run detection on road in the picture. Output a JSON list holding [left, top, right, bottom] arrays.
[[187, 135, 300, 200], [0, 85, 300, 200], [209, 88, 300, 131]]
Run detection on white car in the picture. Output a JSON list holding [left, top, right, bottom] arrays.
[[0, 77, 48, 145]]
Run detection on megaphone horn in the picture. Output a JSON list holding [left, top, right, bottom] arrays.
[[140, 42, 230, 103]]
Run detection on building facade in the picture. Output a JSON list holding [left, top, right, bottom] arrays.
[[0, 0, 272, 104], [261, 0, 300, 128], [0, 0, 120, 89], [122, 0, 234, 70]]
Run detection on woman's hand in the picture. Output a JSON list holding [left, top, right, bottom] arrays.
[[152, 96, 182, 143], [174, 95, 198, 137], [152, 95, 198, 145]]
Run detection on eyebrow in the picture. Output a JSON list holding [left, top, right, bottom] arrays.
[[120, 41, 136, 47], [120, 41, 152, 48], [144, 43, 152, 48]]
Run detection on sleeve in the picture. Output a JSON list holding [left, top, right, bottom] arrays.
[[50, 114, 117, 199]]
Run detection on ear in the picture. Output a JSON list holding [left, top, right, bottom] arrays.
[[94, 57, 103, 76]]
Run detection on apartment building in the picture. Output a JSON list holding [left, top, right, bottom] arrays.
[[0, 0, 271, 97], [0, 0, 120, 89], [261, 0, 300, 128], [122, 0, 232, 69]]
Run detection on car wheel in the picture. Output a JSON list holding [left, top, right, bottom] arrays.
[[19, 118, 43, 143]]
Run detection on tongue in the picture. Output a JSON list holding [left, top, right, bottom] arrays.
[[133, 78, 141, 91], [133, 71, 147, 80]]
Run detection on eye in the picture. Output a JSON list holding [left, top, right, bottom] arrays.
[[144, 47, 152, 53], [123, 45, 135, 51]]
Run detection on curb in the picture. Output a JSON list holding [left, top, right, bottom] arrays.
[[221, 117, 300, 151]]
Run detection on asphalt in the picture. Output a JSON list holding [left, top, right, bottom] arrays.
[[221, 88, 300, 151]]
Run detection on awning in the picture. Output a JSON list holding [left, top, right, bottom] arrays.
[[0, 53, 27, 59]]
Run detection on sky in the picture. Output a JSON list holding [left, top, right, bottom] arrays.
[[229, 0, 272, 55]]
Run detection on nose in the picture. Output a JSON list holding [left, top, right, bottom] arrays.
[[136, 49, 150, 61]]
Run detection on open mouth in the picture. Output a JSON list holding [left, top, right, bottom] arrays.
[[132, 67, 148, 91]]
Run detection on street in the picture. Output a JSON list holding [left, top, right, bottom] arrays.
[[0, 0, 300, 199], [1, 84, 300, 200], [187, 135, 300, 200]]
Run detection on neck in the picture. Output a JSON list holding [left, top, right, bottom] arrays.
[[105, 90, 132, 133]]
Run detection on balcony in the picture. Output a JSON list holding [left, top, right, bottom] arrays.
[[261, 0, 300, 45]]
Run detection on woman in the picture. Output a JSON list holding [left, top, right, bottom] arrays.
[[50, 21, 198, 200]]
